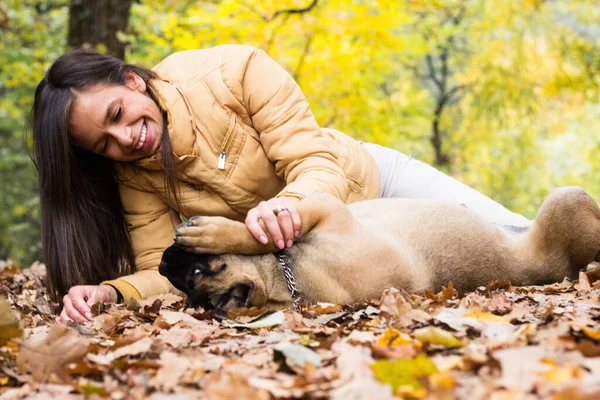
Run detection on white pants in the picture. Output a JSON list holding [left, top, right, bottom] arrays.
[[361, 142, 531, 227]]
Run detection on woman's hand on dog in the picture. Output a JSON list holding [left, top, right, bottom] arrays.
[[57, 285, 117, 323], [245, 197, 301, 249]]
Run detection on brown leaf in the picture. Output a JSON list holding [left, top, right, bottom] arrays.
[[575, 339, 600, 357], [484, 292, 513, 315], [110, 337, 153, 359], [17, 324, 90, 382], [574, 270, 592, 293], [305, 303, 343, 315], [585, 265, 600, 284], [143, 298, 163, 314], [157, 326, 193, 349], [91, 313, 120, 335], [204, 373, 270, 400], [425, 282, 457, 302], [151, 351, 192, 392], [159, 310, 204, 328], [227, 306, 268, 323], [484, 280, 513, 297], [379, 288, 431, 327], [441, 281, 457, 301]]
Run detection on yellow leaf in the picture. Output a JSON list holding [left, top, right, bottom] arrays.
[[413, 327, 465, 348], [572, 323, 600, 342], [78, 383, 109, 397], [429, 372, 456, 391], [378, 328, 415, 347], [462, 311, 509, 323], [540, 364, 585, 384], [371, 354, 438, 398], [0, 296, 22, 346]]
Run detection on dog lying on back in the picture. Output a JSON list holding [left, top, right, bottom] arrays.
[[159, 187, 600, 315]]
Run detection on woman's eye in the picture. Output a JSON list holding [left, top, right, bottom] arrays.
[[114, 106, 122, 121], [100, 140, 108, 153]]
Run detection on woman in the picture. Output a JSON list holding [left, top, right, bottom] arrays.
[[32, 45, 529, 322]]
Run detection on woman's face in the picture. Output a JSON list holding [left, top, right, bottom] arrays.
[[69, 72, 164, 162]]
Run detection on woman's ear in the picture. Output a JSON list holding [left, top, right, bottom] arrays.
[[124, 71, 147, 93]]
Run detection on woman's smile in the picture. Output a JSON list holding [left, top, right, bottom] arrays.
[[136, 120, 148, 150]]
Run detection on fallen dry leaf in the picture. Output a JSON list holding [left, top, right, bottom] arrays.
[[16, 324, 90, 383], [0, 296, 22, 346], [413, 326, 466, 348], [371, 353, 438, 398]]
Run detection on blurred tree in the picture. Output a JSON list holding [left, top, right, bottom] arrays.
[[0, 0, 68, 264], [400, 1, 471, 167], [68, 0, 134, 58], [1, 0, 600, 265]]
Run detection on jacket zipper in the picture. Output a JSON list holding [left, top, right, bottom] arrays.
[[217, 118, 237, 170]]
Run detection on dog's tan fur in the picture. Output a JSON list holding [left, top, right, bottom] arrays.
[[168, 187, 600, 311]]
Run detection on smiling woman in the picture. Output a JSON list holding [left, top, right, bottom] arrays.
[[31, 49, 181, 319]]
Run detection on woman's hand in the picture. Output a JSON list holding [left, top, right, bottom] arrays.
[[58, 285, 118, 323], [245, 197, 301, 249]]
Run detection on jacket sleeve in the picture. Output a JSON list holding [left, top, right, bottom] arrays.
[[224, 46, 351, 202], [101, 183, 181, 301]]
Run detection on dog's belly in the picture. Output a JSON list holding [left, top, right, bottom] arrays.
[[348, 198, 520, 291]]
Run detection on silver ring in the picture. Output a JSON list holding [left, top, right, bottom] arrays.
[[274, 206, 288, 216]]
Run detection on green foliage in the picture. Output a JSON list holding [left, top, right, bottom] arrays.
[[0, 1, 68, 264], [1, 0, 600, 264]]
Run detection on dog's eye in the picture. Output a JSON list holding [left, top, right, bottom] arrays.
[[193, 268, 202, 276]]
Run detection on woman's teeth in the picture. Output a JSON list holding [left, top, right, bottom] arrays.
[[136, 123, 147, 150]]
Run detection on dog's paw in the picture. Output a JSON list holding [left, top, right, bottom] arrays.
[[174, 216, 238, 254], [174, 217, 218, 252]]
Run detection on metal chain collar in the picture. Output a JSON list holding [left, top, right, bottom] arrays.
[[275, 253, 301, 312]]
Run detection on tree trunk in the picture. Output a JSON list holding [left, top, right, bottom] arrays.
[[68, 0, 134, 59], [431, 117, 450, 167]]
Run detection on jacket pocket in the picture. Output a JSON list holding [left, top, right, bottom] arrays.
[[217, 115, 238, 170]]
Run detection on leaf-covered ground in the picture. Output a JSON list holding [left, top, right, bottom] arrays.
[[1, 261, 600, 400]]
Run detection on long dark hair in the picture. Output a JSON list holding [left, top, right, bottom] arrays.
[[31, 49, 179, 302]]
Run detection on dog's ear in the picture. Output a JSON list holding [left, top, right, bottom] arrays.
[[159, 244, 194, 276], [159, 243, 211, 294]]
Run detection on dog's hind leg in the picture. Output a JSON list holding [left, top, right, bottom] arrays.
[[522, 187, 600, 282], [175, 193, 348, 255]]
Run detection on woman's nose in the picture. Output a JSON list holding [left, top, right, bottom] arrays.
[[111, 126, 134, 148]]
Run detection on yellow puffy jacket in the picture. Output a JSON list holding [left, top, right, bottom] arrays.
[[103, 45, 380, 301]]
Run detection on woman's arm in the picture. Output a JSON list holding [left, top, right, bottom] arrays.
[[227, 46, 351, 201], [222, 46, 354, 246], [100, 183, 182, 301]]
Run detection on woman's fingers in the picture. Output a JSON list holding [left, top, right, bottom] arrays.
[[280, 197, 302, 238], [58, 285, 115, 323], [58, 308, 71, 323], [244, 198, 302, 249], [245, 208, 269, 245], [70, 287, 94, 319], [257, 201, 285, 249], [276, 208, 294, 248], [61, 293, 88, 323]]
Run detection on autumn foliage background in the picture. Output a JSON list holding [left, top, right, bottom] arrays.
[[1, 0, 600, 265]]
